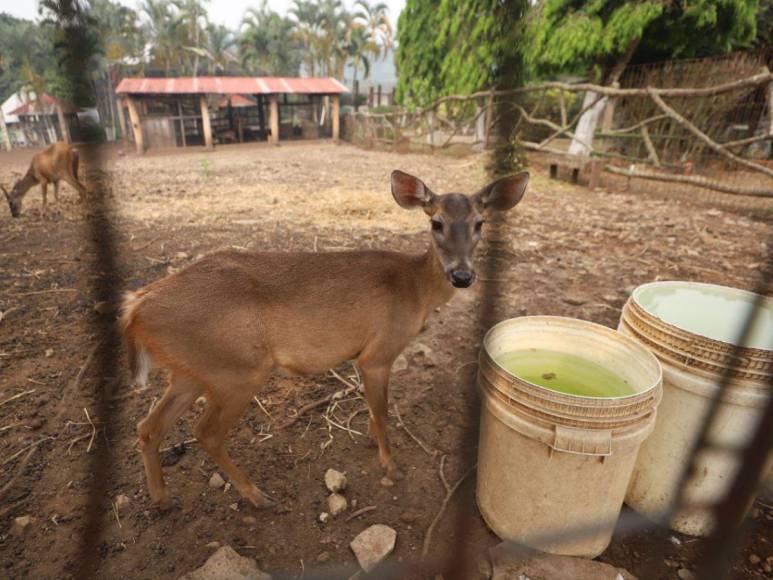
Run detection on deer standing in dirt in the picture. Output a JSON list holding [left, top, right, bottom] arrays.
[[2, 142, 87, 217], [120, 170, 529, 509]]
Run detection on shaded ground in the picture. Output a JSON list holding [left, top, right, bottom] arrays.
[[0, 141, 771, 579]]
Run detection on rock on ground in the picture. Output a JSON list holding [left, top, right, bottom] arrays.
[[115, 494, 130, 512], [209, 472, 226, 489], [324, 468, 347, 493], [328, 493, 348, 516], [178, 545, 271, 580], [350, 524, 397, 573], [11, 516, 34, 536], [489, 543, 636, 580]]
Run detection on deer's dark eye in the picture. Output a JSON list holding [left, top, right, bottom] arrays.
[[431, 220, 443, 233], [475, 221, 484, 233]]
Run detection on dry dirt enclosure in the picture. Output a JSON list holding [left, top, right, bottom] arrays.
[[0, 141, 771, 580]]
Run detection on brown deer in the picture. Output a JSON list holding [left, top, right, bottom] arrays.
[[2, 142, 87, 217], [120, 170, 529, 509]]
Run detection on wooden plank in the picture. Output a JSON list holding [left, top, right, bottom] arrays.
[[126, 97, 144, 153]]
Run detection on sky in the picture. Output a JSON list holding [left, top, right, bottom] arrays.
[[0, 0, 406, 30]]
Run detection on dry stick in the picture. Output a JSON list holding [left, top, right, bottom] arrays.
[[277, 395, 337, 430], [84, 408, 97, 453], [111, 501, 122, 529], [54, 343, 99, 424], [0, 389, 36, 409], [648, 89, 773, 179], [10, 288, 80, 297], [159, 437, 197, 453], [421, 455, 477, 558], [0, 446, 38, 501], [393, 403, 438, 458], [253, 396, 273, 420], [2, 436, 53, 466], [345, 505, 377, 522], [0, 496, 29, 518]]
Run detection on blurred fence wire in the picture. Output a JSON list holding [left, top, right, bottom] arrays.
[[40, 2, 773, 579]]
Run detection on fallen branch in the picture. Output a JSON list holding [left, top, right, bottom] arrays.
[[421, 455, 476, 559], [0, 389, 36, 409], [0, 445, 38, 501], [393, 403, 438, 458], [605, 165, 773, 197], [345, 505, 377, 522], [2, 436, 53, 466]]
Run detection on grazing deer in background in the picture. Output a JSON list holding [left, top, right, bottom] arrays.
[[120, 170, 529, 509], [2, 142, 87, 217]]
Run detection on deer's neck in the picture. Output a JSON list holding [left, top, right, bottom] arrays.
[[419, 243, 455, 310], [13, 171, 37, 200]]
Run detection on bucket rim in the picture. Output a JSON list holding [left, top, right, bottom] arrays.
[[482, 315, 663, 403], [630, 280, 773, 353]]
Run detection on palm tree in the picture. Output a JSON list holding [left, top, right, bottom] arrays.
[[240, 2, 301, 76], [203, 23, 236, 74], [173, 0, 209, 76], [289, 0, 322, 77], [353, 0, 392, 58], [346, 24, 379, 109]]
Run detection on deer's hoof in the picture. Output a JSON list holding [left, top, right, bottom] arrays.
[[246, 486, 276, 510], [152, 490, 172, 511]]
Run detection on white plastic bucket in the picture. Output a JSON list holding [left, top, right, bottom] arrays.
[[619, 281, 773, 536], [476, 316, 662, 558]]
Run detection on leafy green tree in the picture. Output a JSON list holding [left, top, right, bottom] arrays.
[[396, 0, 528, 105], [203, 23, 237, 74], [525, 0, 760, 84]]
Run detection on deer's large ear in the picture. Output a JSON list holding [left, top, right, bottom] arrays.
[[474, 172, 529, 212], [391, 170, 436, 215]]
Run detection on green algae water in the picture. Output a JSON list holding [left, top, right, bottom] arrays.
[[635, 282, 773, 350], [496, 349, 635, 398]]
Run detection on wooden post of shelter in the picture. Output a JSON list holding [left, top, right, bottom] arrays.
[[377, 85, 382, 107], [200, 95, 213, 149], [115, 97, 127, 143], [475, 100, 485, 144], [332, 94, 340, 141], [56, 104, 71, 144], [126, 96, 144, 154], [484, 90, 495, 148], [427, 108, 435, 150], [0, 106, 11, 151], [269, 94, 279, 145], [368, 86, 374, 108]]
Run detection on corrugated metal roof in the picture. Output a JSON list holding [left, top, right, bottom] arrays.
[[116, 77, 349, 95], [10, 93, 79, 116]]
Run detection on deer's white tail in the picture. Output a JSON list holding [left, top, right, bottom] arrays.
[[120, 291, 153, 388]]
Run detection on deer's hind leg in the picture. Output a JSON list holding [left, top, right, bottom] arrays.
[[195, 364, 274, 509], [39, 181, 48, 215], [137, 373, 203, 508]]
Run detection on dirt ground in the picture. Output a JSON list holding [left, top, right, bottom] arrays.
[[0, 141, 771, 580]]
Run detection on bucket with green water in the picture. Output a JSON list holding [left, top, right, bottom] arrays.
[[476, 316, 662, 558]]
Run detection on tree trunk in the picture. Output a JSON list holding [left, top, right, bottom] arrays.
[[353, 64, 360, 112], [568, 37, 640, 157]]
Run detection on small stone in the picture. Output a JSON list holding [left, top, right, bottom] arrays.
[[209, 472, 225, 489], [392, 354, 408, 373], [350, 524, 397, 573], [45, 348, 54, 358], [563, 293, 588, 306], [175, 252, 189, 260], [241, 516, 257, 526], [328, 493, 348, 516], [380, 476, 394, 488], [411, 343, 437, 367], [706, 209, 722, 217], [317, 551, 330, 564], [178, 545, 270, 580], [749, 554, 761, 565], [665, 559, 680, 568], [205, 541, 221, 550], [228, 503, 238, 511], [318, 512, 330, 524], [115, 494, 131, 513], [324, 469, 347, 493], [677, 568, 694, 580], [11, 515, 34, 535]]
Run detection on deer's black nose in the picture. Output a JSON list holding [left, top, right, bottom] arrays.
[[450, 270, 474, 288]]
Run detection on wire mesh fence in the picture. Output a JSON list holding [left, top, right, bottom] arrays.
[[0, 4, 771, 580]]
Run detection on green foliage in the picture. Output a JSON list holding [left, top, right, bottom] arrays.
[[396, 1, 528, 106], [525, 0, 760, 80], [240, 2, 303, 75]]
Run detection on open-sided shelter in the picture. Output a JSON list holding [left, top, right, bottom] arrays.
[[115, 77, 349, 152]]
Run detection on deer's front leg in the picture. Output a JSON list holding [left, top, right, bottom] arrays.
[[360, 363, 399, 477], [40, 182, 48, 215]]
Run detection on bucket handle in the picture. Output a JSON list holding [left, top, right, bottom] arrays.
[[550, 425, 613, 458]]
